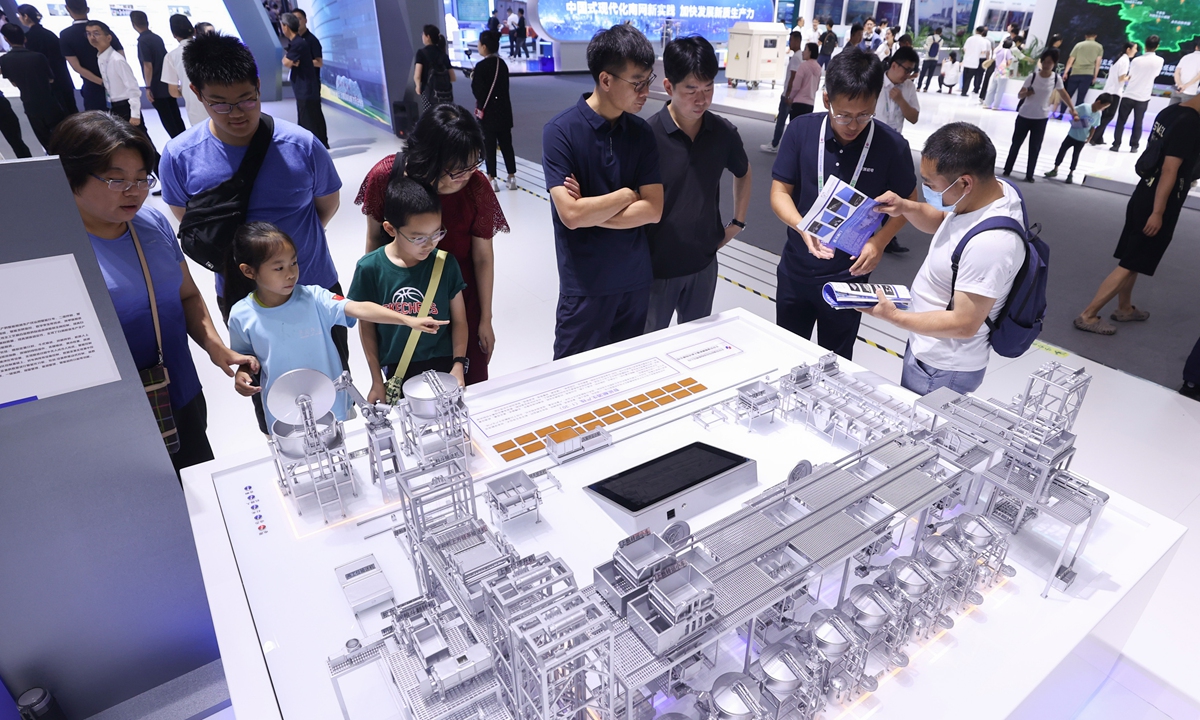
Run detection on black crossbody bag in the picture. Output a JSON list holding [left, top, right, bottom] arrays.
[[178, 114, 275, 272]]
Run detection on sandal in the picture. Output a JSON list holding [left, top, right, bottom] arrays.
[[1074, 315, 1116, 335], [1111, 306, 1150, 322]]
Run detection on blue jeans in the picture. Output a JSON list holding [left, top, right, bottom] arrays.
[[771, 95, 789, 147], [901, 345, 986, 396]]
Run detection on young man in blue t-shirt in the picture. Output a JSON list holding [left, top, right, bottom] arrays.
[[542, 23, 664, 360], [159, 31, 342, 432]]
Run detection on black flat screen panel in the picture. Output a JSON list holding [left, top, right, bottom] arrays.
[[587, 442, 748, 513]]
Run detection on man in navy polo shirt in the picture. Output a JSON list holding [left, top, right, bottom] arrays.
[[542, 24, 664, 359], [770, 48, 917, 359]]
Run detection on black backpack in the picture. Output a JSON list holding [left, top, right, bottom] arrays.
[[428, 55, 455, 105], [177, 114, 274, 272]]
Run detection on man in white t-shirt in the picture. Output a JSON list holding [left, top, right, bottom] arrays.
[[1112, 35, 1165, 152], [960, 26, 992, 97], [160, 13, 205, 128], [876, 46, 920, 133], [1091, 41, 1136, 146], [863, 122, 1025, 395], [762, 31, 804, 153], [800, 17, 819, 49], [1172, 40, 1200, 105]]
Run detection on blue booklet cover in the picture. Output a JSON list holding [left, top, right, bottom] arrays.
[[800, 178, 882, 257]]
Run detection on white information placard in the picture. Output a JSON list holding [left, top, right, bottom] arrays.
[[0, 255, 121, 408], [667, 337, 742, 369]]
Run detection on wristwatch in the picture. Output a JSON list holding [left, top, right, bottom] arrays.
[[728, 219, 746, 230], [452, 356, 470, 375]]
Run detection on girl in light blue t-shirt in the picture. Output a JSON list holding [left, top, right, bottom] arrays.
[[225, 222, 445, 433]]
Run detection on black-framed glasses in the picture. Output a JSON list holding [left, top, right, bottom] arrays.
[[444, 159, 484, 181], [200, 93, 260, 114], [397, 226, 447, 246], [611, 72, 657, 93], [91, 173, 158, 192], [898, 63, 918, 76], [831, 112, 875, 126]]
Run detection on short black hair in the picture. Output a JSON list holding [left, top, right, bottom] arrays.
[[922, 122, 995, 180], [478, 29, 499, 54], [1083, 29, 1097, 37], [790, 30, 801, 40], [825, 47, 884, 102], [129, 10, 146, 27], [169, 13, 193, 39], [663, 35, 718, 85], [1039, 47, 1059, 64], [805, 42, 819, 58], [849, 22, 863, 37], [1145, 35, 1160, 51], [976, 26, 987, 34], [383, 176, 441, 232], [1048, 32, 1063, 46], [898, 33, 913, 46], [933, 27, 942, 34], [1093, 92, 1115, 107], [405, 104, 484, 186], [83, 20, 111, 37], [890, 45, 919, 68], [64, 0, 86, 12], [1, 23, 26, 45], [183, 31, 259, 91], [292, 8, 306, 18], [49, 111, 156, 192], [280, 12, 299, 33], [587, 23, 654, 83]]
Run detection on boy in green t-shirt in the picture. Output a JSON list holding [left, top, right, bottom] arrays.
[[349, 177, 467, 403]]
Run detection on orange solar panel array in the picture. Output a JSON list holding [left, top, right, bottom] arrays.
[[489, 377, 708, 461]]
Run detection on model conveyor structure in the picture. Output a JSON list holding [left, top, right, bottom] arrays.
[[313, 358, 1105, 720]]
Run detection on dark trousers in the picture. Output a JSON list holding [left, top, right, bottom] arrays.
[[110, 100, 160, 172], [772, 95, 789, 147], [152, 95, 187, 138], [1185, 335, 1200, 385], [384, 355, 454, 394], [296, 97, 329, 149], [80, 80, 107, 111], [776, 272, 861, 360], [1112, 98, 1149, 150], [1060, 74, 1092, 113], [962, 66, 983, 95], [219, 282, 350, 435], [553, 288, 650, 360], [0, 95, 31, 158], [918, 58, 939, 90], [483, 125, 516, 178], [1054, 136, 1087, 171], [645, 260, 719, 333], [789, 102, 814, 120], [979, 63, 996, 98], [170, 391, 215, 477], [54, 79, 78, 115], [26, 108, 64, 152], [1091, 101, 1119, 145], [1004, 115, 1048, 179]]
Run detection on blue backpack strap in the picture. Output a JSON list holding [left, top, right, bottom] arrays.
[[946, 216, 1027, 311]]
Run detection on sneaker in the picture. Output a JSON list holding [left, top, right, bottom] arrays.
[[506, 176, 518, 191], [1109, 146, 1120, 152], [1002, 169, 1012, 177], [1044, 168, 1058, 178], [1130, 146, 1139, 153], [1025, 175, 1035, 183], [883, 239, 910, 254], [1065, 173, 1074, 184], [1181, 382, 1200, 400], [491, 177, 501, 192], [760, 143, 779, 153]]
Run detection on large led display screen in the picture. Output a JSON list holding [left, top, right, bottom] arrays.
[[37, 0, 237, 86], [535, 0, 774, 44], [1052, 0, 1198, 82], [300, 0, 389, 128]]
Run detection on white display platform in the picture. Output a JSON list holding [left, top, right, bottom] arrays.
[[182, 310, 1184, 720]]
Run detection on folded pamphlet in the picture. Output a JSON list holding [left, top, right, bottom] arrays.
[[800, 177, 882, 257], [822, 282, 912, 310]]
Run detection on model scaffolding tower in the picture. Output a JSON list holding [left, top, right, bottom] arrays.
[[397, 370, 472, 468]]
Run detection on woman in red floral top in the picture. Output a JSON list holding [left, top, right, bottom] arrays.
[[355, 105, 509, 383]]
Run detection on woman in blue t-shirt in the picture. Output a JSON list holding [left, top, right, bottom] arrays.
[[51, 111, 255, 475]]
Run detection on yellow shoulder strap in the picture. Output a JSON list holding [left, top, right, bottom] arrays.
[[385, 250, 448, 403]]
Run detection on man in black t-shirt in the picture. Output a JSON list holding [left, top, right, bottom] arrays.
[[281, 12, 328, 149], [58, 0, 123, 111], [1075, 94, 1200, 335], [292, 9, 322, 84], [130, 11, 185, 137], [0, 23, 64, 151]]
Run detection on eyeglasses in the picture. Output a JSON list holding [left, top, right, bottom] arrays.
[[444, 159, 484, 181], [396, 226, 447, 246], [91, 173, 158, 192], [831, 112, 875, 126], [201, 93, 260, 114], [898, 64, 918, 76], [611, 72, 657, 93]]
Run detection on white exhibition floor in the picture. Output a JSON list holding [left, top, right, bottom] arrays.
[[136, 100, 1200, 719]]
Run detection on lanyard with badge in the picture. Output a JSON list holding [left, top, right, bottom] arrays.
[[816, 114, 874, 193]]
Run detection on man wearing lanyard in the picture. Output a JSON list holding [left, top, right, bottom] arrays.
[[770, 48, 917, 359]]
